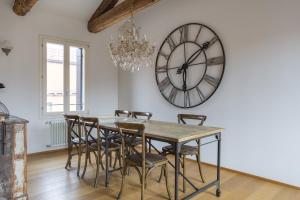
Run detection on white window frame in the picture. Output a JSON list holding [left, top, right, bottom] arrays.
[[40, 35, 89, 118]]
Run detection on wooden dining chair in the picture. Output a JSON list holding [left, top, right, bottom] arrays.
[[80, 117, 121, 187], [64, 115, 84, 176], [115, 111, 152, 149], [160, 114, 207, 192], [116, 122, 172, 200], [115, 110, 131, 117], [112, 109, 131, 167], [131, 111, 153, 152]]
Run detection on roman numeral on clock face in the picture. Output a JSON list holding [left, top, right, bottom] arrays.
[[155, 65, 167, 73], [207, 56, 224, 66], [206, 36, 219, 49], [184, 91, 191, 107], [179, 25, 189, 43], [204, 75, 219, 87], [196, 87, 205, 102], [158, 77, 171, 92], [160, 51, 169, 60], [168, 87, 178, 103], [166, 36, 176, 50], [194, 25, 202, 42]]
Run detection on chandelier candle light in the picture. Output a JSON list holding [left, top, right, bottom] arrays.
[[109, 9, 155, 72]]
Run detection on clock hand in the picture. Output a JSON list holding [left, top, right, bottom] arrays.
[[176, 41, 210, 75], [177, 63, 188, 74], [176, 61, 206, 74], [157, 63, 203, 74], [188, 61, 206, 67], [167, 65, 182, 70], [182, 68, 187, 90], [184, 42, 187, 62], [186, 42, 209, 65]]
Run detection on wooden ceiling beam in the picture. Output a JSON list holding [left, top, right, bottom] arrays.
[[88, 0, 160, 33], [89, 0, 120, 23], [13, 0, 38, 16]]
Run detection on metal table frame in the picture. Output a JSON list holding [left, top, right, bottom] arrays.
[[100, 124, 222, 200]]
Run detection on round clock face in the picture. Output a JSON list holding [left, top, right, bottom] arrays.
[[155, 23, 225, 108]]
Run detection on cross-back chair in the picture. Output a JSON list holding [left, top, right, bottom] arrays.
[[80, 117, 121, 187], [112, 109, 132, 167], [160, 114, 207, 192], [64, 115, 84, 176], [131, 111, 153, 152], [116, 122, 172, 200], [115, 111, 152, 149]]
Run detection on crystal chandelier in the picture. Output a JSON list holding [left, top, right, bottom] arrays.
[[109, 9, 155, 72]]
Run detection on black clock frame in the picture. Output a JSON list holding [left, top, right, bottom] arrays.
[[155, 23, 226, 109]]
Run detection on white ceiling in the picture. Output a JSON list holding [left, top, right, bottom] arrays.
[[3, 0, 131, 22], [35, 0, 102, 21]]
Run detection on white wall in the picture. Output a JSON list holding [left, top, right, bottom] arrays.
[[118, 0, 300, 187], [0, 0, 118, 153]]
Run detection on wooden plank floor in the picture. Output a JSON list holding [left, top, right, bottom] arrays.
[[28, 151, 300, 200]]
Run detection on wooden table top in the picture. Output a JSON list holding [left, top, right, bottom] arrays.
[[97, 116, 224, 143]]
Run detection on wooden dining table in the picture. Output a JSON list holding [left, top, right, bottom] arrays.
[[97, 116, 224, 200]]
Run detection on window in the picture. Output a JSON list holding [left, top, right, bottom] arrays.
[[41, 36, 88, 116]]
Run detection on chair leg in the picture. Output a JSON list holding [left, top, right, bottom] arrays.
[[141, 168, 145, 200], [118, 151, 122, 169], [81, 149, 89, 178], [182, 155, 186, 193], [93, 152, 100, 188], [158, 150, 166, 183], [99, 152, 105, 170], [65, 154, 71, 170], [113, 150, 122, 169], [88, 151, 92, 164], [77, 151, 81, 177], [145, 168, 155, 189], [164, 164, 172, 200], [117, 164, 127, 200], [148, 139, 152, 153], [133, 166, 142, 185], [196, 154, 205, 183], [109, 151, 113, 167], [65, 144, 73, 170], [113, 151, 118, 169]]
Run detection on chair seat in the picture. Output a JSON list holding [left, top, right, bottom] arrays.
[[115, 136, 142, 146], [72, 136, 95, 144], [162, 144, 198, 156], [90, 142, 120, 151], [127, 153, 167, 167]]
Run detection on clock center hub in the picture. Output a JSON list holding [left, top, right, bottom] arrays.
[[182, 63, 188, 70]]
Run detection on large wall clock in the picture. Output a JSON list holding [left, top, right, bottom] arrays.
[[155, 23, 225, 108]]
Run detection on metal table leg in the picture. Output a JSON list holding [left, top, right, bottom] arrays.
[[174, 142, 182, 200], [216, 133, 221, 197], [105, 129, 109, 187]]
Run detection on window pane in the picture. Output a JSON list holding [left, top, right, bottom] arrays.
[[69, 46, 85, 112], [46, 43, 64, 112]]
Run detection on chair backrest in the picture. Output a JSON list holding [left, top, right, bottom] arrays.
[[80, 117, 99, 144], [115, 110, 131, 117], [177, 114, 207, 126], [131, 111, 152, 120], [177, 114, 207, 147], [64, 115, 81, 139], [116, 122, 146, 169]]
